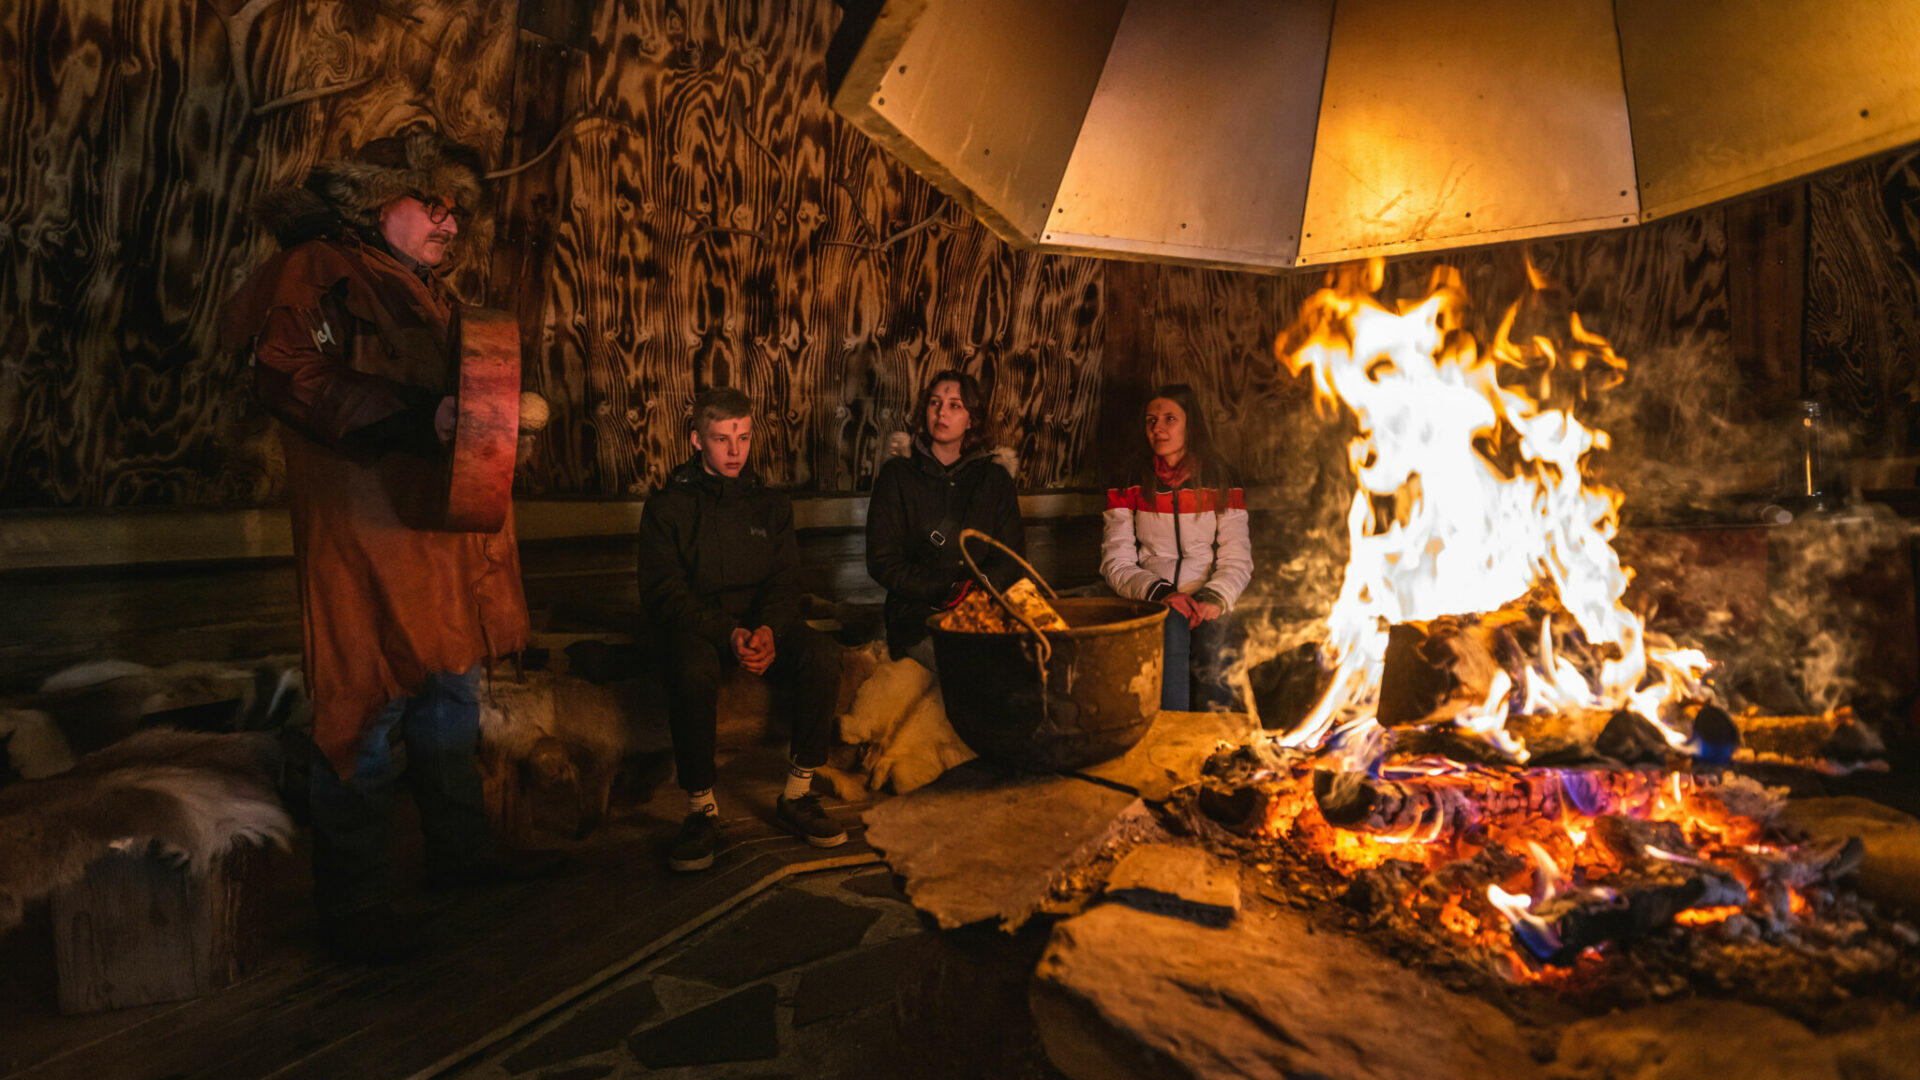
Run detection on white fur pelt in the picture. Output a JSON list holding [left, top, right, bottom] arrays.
[[15, 655, 308, 763], [0, 729, 293, 936], [838, 654, 976, 795], [0, 708, 76, 779]]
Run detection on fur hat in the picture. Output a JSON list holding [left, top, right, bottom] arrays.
[[307, 129, 486, 229], [251, 128, 490, 271]]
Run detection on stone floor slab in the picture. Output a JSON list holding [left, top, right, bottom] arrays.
[[1104, 844, 1239, 927], [792, 935, 921, 1027], [1550, 999, 1920, 1080], [501, 981, 661, 1074], [627, 982, 779, 1069], [1032, 898, 1538, 1080], [863, 760, 1138, 930], [657, 890, 881, 987], [841, 870, 909, 903], [1074, 711, 1255, 801]]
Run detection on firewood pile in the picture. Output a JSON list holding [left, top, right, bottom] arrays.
[[937, 578, 1069, 634]]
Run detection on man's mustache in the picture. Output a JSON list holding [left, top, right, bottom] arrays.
[[427, 231, 455, 245]]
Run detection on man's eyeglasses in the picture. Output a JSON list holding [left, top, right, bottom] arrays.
[[407, 191, 471, 226]]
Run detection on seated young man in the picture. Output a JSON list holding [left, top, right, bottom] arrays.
[[637, 387, 846, 871]]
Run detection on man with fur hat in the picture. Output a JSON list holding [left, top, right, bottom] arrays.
[[220, 128, 540, 963]]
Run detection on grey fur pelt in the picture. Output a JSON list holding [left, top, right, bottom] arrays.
[[0, 729, 292, 936]]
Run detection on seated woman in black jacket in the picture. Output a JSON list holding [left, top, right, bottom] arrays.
[[866, 369, 1026, 668]]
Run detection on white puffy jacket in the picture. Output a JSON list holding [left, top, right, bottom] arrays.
[[1101, 477, 1254, 610]]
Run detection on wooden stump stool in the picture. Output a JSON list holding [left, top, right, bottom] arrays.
[[51, 843, 266, 1014]]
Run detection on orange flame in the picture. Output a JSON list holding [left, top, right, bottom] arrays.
[[1271, 259, 1713, 759]]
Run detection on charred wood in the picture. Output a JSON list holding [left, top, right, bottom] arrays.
[[1595, 708, 1671, 764], [1527, 870, 1750, 966], [1197, 784, 1269, 834], [1732, 708, 1884, 762], [1314, 769, 1481, 836], [1311, 767, 1574, 836], [1376, 607, 1561, 728], [1245, 643, 1331, 734], [1589, 814, 1694, 868]]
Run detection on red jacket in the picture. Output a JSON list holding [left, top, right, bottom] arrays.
[[1102, 463, 1253, 610], [219, 234, 529, 778]]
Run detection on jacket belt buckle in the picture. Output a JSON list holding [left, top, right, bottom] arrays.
[[929, 530, 946, 547]]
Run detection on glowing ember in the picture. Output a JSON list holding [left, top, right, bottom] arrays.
[[1270, 259, 1714, 759], [1245, 754, 1820, 978], [1672, 906, 1743, 926]]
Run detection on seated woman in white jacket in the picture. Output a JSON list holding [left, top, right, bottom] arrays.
[[1101, 384, 1253, 711]]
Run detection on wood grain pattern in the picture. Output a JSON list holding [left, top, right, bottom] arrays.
[[522, 0, 1110, 497], [1806, 149, 1920, 460], [0, 0, 515, 508]]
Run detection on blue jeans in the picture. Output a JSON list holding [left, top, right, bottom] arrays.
[[308, 667, 494, 916], [1162, 612, 1234, 712]]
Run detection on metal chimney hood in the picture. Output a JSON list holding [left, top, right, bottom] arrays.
[[830, 0, 1920, 271]]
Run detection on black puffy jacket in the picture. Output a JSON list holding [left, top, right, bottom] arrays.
[[865, 440, 1026, 658], [637, 457, 801, 654]]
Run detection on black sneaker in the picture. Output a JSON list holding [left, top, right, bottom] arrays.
[[317, 903, 425, 965], [668, 812, 720, 872], [776, 794, 847, 848]]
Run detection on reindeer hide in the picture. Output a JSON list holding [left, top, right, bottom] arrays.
[[0, 729, 292, 936]]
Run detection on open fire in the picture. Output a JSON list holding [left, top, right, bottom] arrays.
[[1272, 257, 1710, 759], [1203, 260, 1907, 997]]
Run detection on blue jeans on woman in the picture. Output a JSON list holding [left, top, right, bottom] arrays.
[[308, 666, 494, 916], [1162, 611, 1234, 712]]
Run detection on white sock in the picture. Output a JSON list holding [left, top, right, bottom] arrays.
[[783, 763, 814, 801], [688, 789, 718, 818]]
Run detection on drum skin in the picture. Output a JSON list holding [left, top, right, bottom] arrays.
[[443, 306, 521, 533]]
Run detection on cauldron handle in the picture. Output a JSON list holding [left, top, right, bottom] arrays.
[[957, 528, 1055, 668]]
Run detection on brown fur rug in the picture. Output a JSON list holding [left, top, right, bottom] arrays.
[[0, 729, 292, 936]]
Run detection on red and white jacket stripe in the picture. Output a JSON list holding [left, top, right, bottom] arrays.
[[1100, 482, 1253, 610]]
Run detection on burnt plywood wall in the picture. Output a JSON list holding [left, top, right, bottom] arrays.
[[2, 0, 1916, 510], [1099, 207, 1751, 504], [1806, 148, 1920, 460], [518, 0, 1106, 496], [0, 0, 518, 508]]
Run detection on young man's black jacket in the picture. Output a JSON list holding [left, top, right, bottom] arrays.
[[638, 456, 802, 656], [866, 439, 1026, 658]]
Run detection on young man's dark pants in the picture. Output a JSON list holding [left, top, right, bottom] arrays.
[[664, 624, 836, 793]]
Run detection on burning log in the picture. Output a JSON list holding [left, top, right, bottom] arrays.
[[1309, 766, 1579, 837], [1595, 708, 1671, 764], [1518, 869, 1751, 966], [1244, 642, 1330, 734], [1730, 706, 1885, 764], [1376, 614, 1526, 727], [1314, 768, 1475, 837]]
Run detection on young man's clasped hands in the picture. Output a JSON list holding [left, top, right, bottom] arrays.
[[730, 625, 776, 675]]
